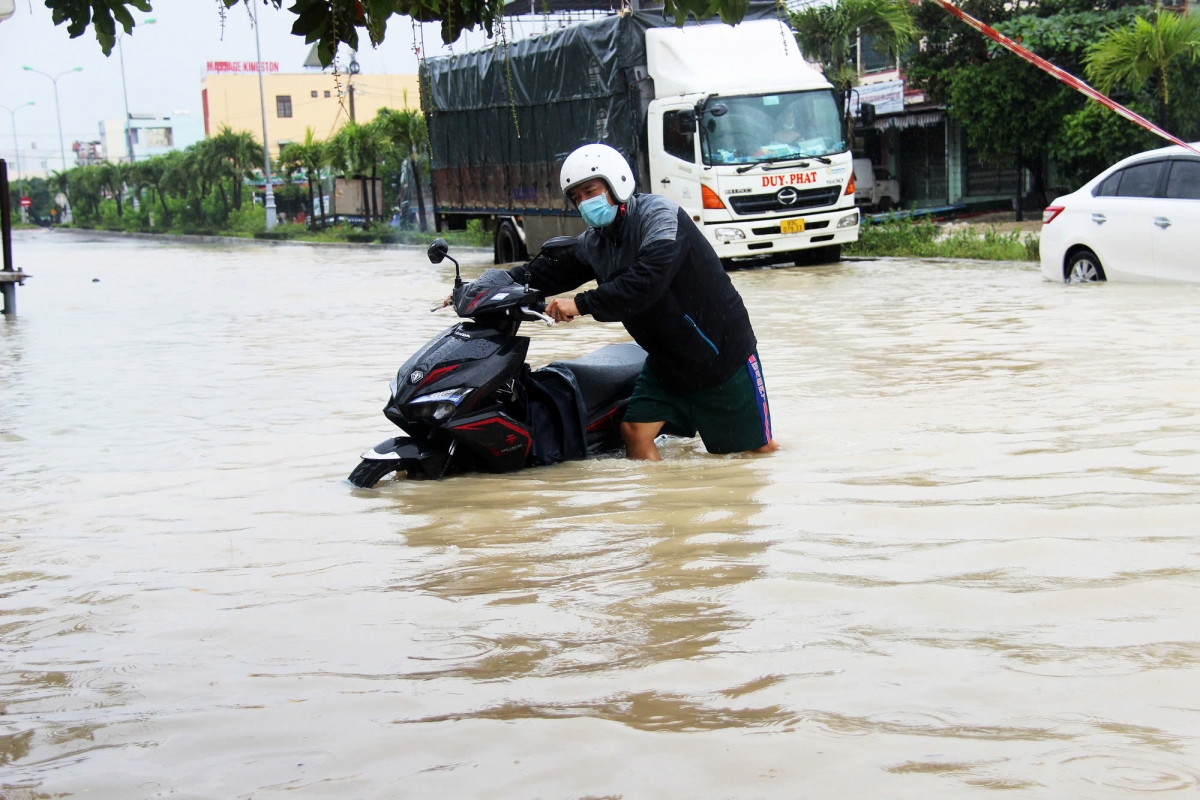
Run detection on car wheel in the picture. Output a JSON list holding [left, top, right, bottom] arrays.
[[1066, 249, 1105, 283]]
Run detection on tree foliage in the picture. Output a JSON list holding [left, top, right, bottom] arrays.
[[789, 0, 916, 94], [1085, 9, 1200, 128], [44, 0, 760, 64]]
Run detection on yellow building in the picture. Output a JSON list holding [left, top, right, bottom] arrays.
[[201, 69, 421, 157]]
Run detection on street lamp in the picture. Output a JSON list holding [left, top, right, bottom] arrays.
[[2, 101, 35, 222], [251, 0, 277, 230], [117, 17, 156, 163], [22, 65, 83, 173]]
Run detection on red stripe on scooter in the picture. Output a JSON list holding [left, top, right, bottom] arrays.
[[417, 364, 459, 389]]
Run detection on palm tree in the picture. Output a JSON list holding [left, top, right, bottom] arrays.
[[97, 161, 129, 218], [1085, 9, 1200, 133], [279, 127, 327, 229], [327, 119, 387, 229], [790, 0, 916, 133], [132, 155, 174, 228], [210, 126, 263, 211], [374, 106, 430, 232]]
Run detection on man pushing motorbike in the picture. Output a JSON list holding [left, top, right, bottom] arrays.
[[508, 143, 777, 461]]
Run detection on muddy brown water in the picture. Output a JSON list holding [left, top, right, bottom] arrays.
[[2, 231, 1199, 798]]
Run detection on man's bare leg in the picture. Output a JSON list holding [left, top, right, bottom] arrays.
[[754, 440, 779, 454], [621, 421, 665, 461]]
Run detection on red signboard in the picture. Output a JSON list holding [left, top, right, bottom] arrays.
[[20, 197, 31, 208], [205, 61, 280, 74]]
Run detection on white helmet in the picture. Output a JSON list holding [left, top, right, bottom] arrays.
[[559, 143, 636, 205]]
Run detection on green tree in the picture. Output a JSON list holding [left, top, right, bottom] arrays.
[[97, 160, 130, 218], [131, 155, 173, 228], [374, 106, 430, 232], [327, 119, 387, 229], [209, 126, 262, 211], [1085, 9, 1200, 132], [279, 128, 328, 230], [947, 54, 1068, 218], [790, 0, 916, 128]]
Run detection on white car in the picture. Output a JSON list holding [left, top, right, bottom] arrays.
[[1040, 142, 1200, 283]]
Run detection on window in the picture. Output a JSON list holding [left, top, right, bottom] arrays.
[[276, 95, 293, 118], [1166, 160, 1200, 200], [311, 90, 318, 98], [324, 90, 331, 98], [144, 127, 173, 148], [1115, 160, 1165, 197], [1095, 171, 1121, 196], [662, 110, 695, 162]]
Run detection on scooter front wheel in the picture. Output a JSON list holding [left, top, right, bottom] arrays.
[[348, 459, 399, 488]]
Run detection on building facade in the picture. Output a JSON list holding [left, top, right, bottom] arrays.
[[201, 69, 421, 158], [99, 113, 206, 162]]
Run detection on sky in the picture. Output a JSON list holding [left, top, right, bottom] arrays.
[[0, 1, 568, 174]]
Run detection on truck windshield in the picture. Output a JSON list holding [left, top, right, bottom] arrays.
[[700, 90, 845, 166]]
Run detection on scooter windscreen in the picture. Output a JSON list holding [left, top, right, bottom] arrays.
[[453, 269, 541, 318]]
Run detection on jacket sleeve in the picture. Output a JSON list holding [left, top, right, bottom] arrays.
[[574, 204, 685, 322], [508, 249, 594, 298]]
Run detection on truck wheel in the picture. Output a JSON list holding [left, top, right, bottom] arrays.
[[877, 197, 892, 213], [495, 220, 527, 265]]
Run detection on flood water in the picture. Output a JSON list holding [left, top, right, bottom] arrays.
[[3, 230, 1200, 798]]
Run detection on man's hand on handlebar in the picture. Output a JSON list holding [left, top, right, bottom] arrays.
[[546, 298, 578, 323]]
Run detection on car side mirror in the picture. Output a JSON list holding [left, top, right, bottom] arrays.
[[427, 238, 449, 264], [859, 102, 876, 126]]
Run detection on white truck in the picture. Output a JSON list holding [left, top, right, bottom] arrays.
[[423, 5, 861, 267], [853, 158, 901, 212]]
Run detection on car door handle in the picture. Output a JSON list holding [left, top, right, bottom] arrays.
[[660, 177, 671, 185], [1091, 213, 1106, 225], [1154, 217, 1172, 229]]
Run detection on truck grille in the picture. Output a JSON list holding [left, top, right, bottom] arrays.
[[729, 186, 842, 215]]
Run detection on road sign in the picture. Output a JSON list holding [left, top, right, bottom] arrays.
[[19, 197, 31, 208]]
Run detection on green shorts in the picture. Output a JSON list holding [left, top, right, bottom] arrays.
[[624, 352, 773, 454]]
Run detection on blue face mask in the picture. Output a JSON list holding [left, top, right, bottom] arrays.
[[579, 194, 618, 228]]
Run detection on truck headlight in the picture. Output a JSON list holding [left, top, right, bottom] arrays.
[[837, 211, 859, 229], [714, 227, 745, 244]]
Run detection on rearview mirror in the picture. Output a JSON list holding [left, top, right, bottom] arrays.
[[677, 109, 697, 135], [858, 102, 876, 126], [540, 235, 580, 260], [427, 238, 449, 264]]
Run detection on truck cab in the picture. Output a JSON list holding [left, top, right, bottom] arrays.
[[644, 22, 860, 267]]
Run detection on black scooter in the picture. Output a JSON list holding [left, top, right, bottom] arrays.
[[348, 237, 646, 488]]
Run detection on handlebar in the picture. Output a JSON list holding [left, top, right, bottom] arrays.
[[520, 307, 555, 327]]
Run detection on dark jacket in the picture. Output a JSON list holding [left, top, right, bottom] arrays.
[[509, 193, 757, 393]]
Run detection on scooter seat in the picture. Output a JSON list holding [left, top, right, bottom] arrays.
[[549, 343, 646, 416]]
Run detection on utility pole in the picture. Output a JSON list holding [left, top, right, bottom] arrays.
[[252, 0, 277, 230], [2, 103, 34, 223], [117, 19, 156, 164], [23, 65, 82, 223]]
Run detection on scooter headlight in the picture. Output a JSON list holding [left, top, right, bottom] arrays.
[[389, 376, 401, 398], [405, 387, 473, 422]]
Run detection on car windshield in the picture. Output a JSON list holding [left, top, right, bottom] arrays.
[[700, 90, 846, 166]]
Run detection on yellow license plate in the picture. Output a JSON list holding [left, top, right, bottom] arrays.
[[780, 218, 806, 234]]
